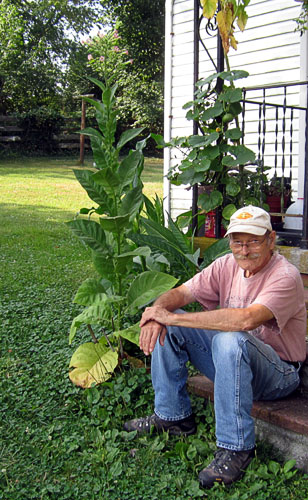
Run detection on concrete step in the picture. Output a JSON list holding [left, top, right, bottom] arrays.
[[187, 375, 308, 472]]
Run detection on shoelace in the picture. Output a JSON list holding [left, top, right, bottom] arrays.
[[138, 414, 156, 428], [211, 449, 235, 472]]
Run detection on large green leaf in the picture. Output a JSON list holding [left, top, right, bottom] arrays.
[[114, 247, 151, 273], [78, 126, 103, 141], [87, 76, 106, 94], [222, 145, 256, 167], [202, 0, 218, 19], [140, 216, 175, 242], [177, 168, 205, 185], [220, 88, 242, 103], [222, 203, 237, 220], [92, 168, 120, 195], [224, 128, 242, 141], [69, 303, 113, 344], [117, 247, 151, 260], [201, 101, 223, 121], [118, 150, 143, 190], [113, 322, 140, 346], [194, 158, 211, 172], [218, 70, 249, 81], [82, 98, 105, 116], [127, 271, 179, 313], [141, 216, 190, 255], [151, 133, 167, 148], [200, 145, 220, 160], [90, 139, 109, 170], [198, 190, 223, 212], [234, 145, 256, 164], [184, 248, 201, 268], [117, 128, 144, 151], [130, 232, 188, 270], [99, 214, 130, 233], [102, 84, 117, 106], [120, 186, 143, 220], [188, 132, 219, 148], [67, 219, 106, 254], [69, 342, 118, 388], [226, 179, 241, 196], [73, 169, 110, 208], [229, 102, 242, 116], [197, 73, 220, 85], [96, 112, 117, 145], [167, 214, 193, 253], [92, 251, 115, 278], [73, 278, 108, 306]]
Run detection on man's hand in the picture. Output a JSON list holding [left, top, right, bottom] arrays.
[[140, 305, 173, 328], [138, 285, 193, 355], [139, 319, 167, 356]]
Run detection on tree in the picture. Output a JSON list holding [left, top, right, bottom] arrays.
[[86, 0, 165, 133], [0, 0, 103, 113], [0, 0, 165, 136], [101, 0, 165, 81]]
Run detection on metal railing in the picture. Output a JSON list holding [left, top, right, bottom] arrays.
[[241, 81, 308, 247]]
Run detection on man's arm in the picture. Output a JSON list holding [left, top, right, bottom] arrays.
[[140, 289, 274, 355], [139, 284, 195, 355], [140, 303, 273, 331]]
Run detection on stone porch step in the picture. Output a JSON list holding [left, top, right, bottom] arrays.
[[188, 375, 308, 436], [187, 375, 308, 472]]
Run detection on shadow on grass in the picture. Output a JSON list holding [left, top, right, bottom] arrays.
[[0, 202, 81, 223], [0, 156, 163, 183]]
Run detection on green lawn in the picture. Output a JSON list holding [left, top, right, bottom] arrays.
[[0, 157, 308, 499]]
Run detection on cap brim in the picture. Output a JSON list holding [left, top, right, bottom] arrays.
[[225, 225, 268, 237]]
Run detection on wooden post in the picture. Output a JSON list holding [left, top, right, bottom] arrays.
[[73, 94, 94, 165], [80, 99, 86, 165]]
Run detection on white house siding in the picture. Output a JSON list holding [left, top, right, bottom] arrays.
[[164, 0, 307, 220], [164, 0, 195, 219]]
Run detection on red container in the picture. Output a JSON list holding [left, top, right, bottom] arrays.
[[204, 211, 216, 237], [204, 210, 226, 238]]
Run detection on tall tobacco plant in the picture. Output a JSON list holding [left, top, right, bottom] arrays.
[[67, 77, 178, 388]]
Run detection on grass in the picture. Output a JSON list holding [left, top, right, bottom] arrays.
[[1, 156, 308, 499]]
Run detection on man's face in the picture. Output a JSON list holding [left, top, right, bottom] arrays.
[[229, 231, 276, 276]]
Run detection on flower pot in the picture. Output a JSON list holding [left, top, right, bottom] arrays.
[[266, 195, 290, 231]]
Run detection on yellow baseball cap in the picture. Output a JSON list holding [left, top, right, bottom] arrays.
[[225, 205, 272, 236]]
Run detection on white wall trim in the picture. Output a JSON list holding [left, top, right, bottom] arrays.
[[163, 0, 174, 219], [298, 31, 308, 197]]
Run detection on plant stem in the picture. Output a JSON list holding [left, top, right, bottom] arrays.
[[225, 53, 231, 73], [118, 335, 124, 358], [87, 324, 99, 343], [100, 328, 115, 352]]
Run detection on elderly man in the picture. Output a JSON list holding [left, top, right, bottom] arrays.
[[124, 205, 307, 488]]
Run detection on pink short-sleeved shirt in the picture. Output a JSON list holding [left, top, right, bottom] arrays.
[[184, 252, 307, 361]]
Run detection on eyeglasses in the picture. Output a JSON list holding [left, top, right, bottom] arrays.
[[229, 235, 268, 251]]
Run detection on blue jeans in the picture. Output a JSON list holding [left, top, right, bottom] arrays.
[[151, 325, 301, 451]]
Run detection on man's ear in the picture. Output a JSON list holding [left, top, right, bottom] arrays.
[[269, 231, 276, 249]]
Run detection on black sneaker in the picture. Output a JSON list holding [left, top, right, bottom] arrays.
[[123, 413, 197, 436], [198, 447, 255, 488]]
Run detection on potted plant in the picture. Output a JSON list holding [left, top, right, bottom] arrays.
[[265, 175, 292, 229]]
